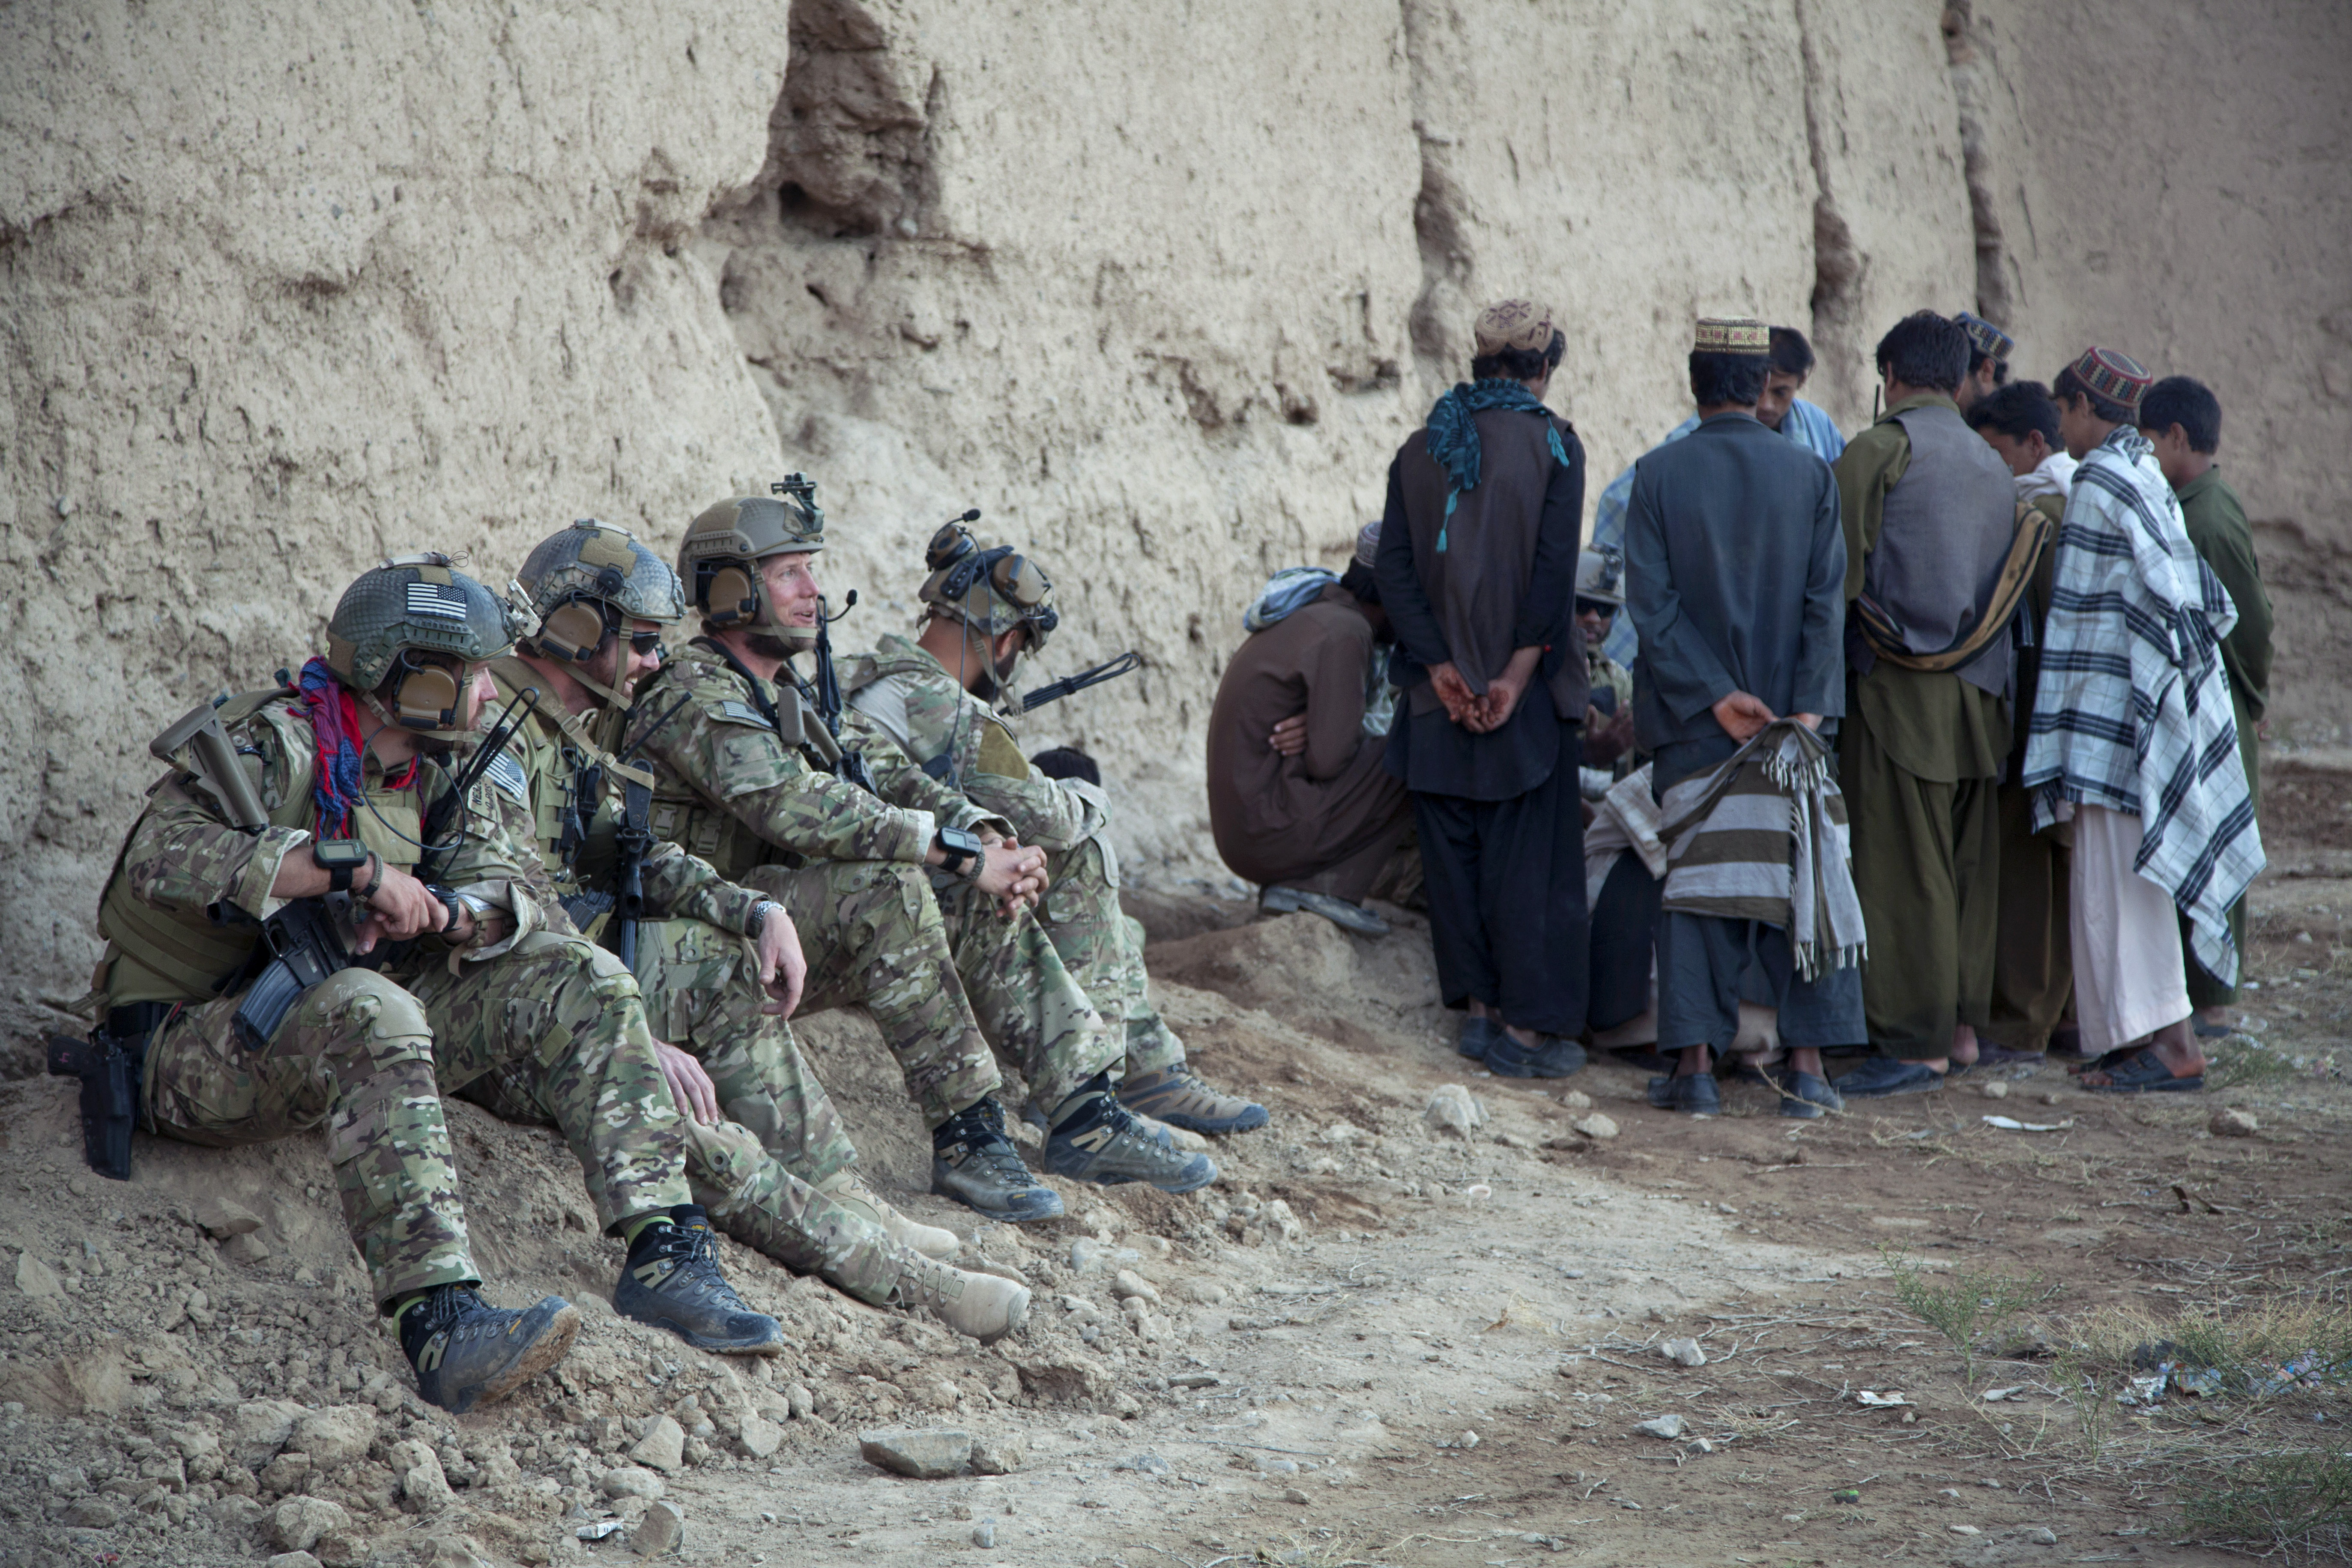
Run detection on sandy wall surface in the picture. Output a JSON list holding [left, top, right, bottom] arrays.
[[2, 0, 2344, 1031]]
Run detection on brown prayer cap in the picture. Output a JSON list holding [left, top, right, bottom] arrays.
[[1473, 299, 1558, 356], [1694, 317, 1770, 353]]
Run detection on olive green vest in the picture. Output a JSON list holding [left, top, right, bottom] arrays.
[[98, 690, 427, 1007]]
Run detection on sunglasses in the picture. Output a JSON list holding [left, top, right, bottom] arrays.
[[628, 630, 666, 656], [1574, 597, 1618, 618]]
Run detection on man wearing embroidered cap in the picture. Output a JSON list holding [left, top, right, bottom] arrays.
[[1622, 317, 1859, 1118], [2024, 348, 2262, 1093], [1376, 298, 1591, 1079], [1207, 522, 1412, 936], [1587, 324, 1843, 672], [1955, 311, 2015, 412], [1829, 311, 2027, 1099]]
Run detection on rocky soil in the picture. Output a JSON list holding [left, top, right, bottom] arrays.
[[5, 782, 2349, 1568]]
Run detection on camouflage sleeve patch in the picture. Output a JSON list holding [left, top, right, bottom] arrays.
[[974, 718, 1028, 779], [711, 701, 773, 729]]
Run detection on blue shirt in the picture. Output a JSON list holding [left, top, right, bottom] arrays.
[[1590, 397, 1845, 666]]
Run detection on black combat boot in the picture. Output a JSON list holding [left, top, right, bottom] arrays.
[[1043, 1074, 1218, 1193], [612, 1205, 784, 1354], [930, 1097, 1066, 1223], [396, 1284, 580, 1415]]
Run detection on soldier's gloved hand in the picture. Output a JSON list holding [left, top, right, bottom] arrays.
[[975, 842, 1049, 914], [754, 907, 806, 1019], [352, 863, 450, 952], [653, 1040, 720, 1124]]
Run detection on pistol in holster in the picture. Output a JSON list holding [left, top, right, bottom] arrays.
[[46, 1003, 168, 1182]]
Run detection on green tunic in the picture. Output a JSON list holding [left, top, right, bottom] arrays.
[[2176, 467, 2271, 1007], [1990, 492, 2073, 1051], [1833, 396, 2011, 1057]]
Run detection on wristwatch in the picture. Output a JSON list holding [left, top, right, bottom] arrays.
[[745, 900, 781, 940], [932, 825, 985, 878], [424, 884, 465, 935], [312, 838, 371, 893]]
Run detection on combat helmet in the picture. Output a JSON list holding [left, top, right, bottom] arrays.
[[1575, 546, 1625, 608], [918, 522, 1058, 657], [678, 474, 826, 639], [516, 519, 687, 704], [323, 553, 537, 736]]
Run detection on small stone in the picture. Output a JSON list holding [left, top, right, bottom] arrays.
[[225, 1232, 273, 1264], [629, 1414, 686, 1472], [2211, 1107, 2259, 1138], [194, 1198, 264, 1238], [736, 1412, 783, 1460], [2029, 1526, 2058, 1544], [971, 1518, 996, 1548], [1282, 1487, 1309, 1504], [65, 1498, 120, 1529], [2040, 1092, 2063, 1106], [13, 1252, 63, 1299], [1659, 1337, 1706, 1367], [1633, 1414, 1686, 1440], [784, 1383, 815, 1420], [971, 1434, 1027, 1475], [294, 1406, 379, 1469], [1423, 1084, 1485, 1138], [1174, 1279, 1228, 1305], [858, 1426, 973, 1479], [232, 1400, 310, 1466], [1571, 1113, 1620, 1141], [1981, 1080, 2009, 1100], [269, 1496, 353, 1552], [630, 1500, 684, 1556], [387, 1440, 454, 1510], [1456, 1430, 1479, 1449], [600, 1466, 666, 1500], [1111, 1269, 1160, 1304], [1557, 1089, 1593, 1110], [268, 1555, 325, 1568], [1948, 1523, 1981, 1535], [259, 1451, 313, 1495]]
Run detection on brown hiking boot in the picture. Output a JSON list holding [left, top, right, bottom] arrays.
[[1118, 1064, 1270, 1135], [888, 1251, 1031, 1344], [818, 1170, 962, 1260]]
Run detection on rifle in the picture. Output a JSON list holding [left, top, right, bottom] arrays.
[[416, 684, 543, 883], [807, 590, 877, 793], [1016, 650, 1142, 714]]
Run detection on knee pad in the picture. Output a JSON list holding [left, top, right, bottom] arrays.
[[301, 970, 434, 1071]]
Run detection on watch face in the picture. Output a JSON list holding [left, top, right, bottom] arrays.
[[314, 839, 370, 868]]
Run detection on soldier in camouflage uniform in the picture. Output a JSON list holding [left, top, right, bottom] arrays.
[[457, 519, 1027, 1342], [1575, 547, 1638, 791], [91, 557, 782, 1414], [840, 524, 1269, 1135], [629, 478, 1216, 1223]]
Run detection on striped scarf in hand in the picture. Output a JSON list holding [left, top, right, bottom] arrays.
[[1657, 720, 1867, 981]]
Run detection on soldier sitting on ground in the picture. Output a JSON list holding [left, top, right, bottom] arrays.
[[87, 557, 781, 1414], [628, 479, 1216, 1224], [456, 520, 1028, 1342], [839, 523, 1269, 1137]]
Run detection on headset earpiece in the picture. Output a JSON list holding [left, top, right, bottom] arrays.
[[392, 660, 462, 731], [926, 523, 977, 573], [697, 561, 761, 627], [538, 598, 611, 664]]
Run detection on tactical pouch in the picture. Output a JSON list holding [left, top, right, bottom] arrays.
[[46, 1031, 145, 1182]]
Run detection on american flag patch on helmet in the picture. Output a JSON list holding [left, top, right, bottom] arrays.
[[406, 581, 471, 621]]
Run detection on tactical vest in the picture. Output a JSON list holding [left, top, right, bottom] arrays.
[[636, 652, 828, 883], [97, 690, 428, 1007], [485, 661, 586, 884]]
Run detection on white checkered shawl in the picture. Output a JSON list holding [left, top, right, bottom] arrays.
[[2020, 428, 2263, 984]]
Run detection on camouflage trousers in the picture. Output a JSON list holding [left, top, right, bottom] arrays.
[[142, 930, 690, 1311], [460, 913, 905, 1306], [1039, 839, 1184, 1078], [753, 858, 1120, 1125]]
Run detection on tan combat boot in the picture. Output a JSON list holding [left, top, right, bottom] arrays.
[[818, 1170, 962, 1260], [889, 1251, 1031, 1345]]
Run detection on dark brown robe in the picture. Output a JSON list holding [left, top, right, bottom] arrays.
[[1205, 586, 1409, 901]]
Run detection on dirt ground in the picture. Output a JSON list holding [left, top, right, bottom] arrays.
[[1, 761, 2346, 1568]]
